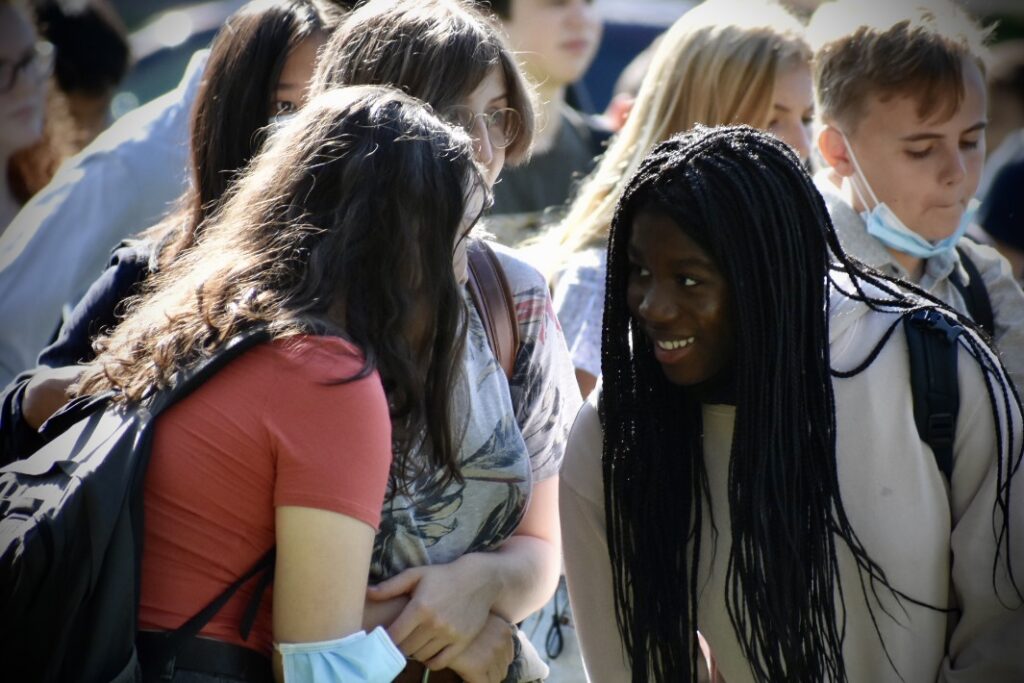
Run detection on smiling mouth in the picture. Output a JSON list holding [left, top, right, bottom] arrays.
[[656, 338, 694, 350], [650, 336, 698, 364]]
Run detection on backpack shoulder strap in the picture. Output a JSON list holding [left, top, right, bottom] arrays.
[[466, 240, 521, 381], [903, 309, 962, 482], [951, 246, 995, 338]]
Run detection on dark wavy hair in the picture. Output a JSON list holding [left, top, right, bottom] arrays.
[[77, 86, 485, 486], [312, 0, 534, 165], [144, 0, 346, 267], [601, 125, 1022, 681]]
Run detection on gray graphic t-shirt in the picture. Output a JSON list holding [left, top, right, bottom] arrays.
[[371, 241, 580, 581]]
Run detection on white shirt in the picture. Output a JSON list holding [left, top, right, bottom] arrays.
[[0, 51, 207, 387]]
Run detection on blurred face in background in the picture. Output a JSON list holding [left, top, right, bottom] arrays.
[[501, 0, 602, 88], [766, 58, 814, 164], [0, 3, 49, 156]]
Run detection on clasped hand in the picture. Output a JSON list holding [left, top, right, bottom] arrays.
[[367, 554, 515, 681]]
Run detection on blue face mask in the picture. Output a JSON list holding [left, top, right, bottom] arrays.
[[861, 198, 978, 260], [839, 131, 977, 260]]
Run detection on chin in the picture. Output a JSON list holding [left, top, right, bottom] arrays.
[[660, 367, 710, 387], [914, 214, 962, 241]]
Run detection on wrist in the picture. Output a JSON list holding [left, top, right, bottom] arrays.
[[455, 552, 505, 607]]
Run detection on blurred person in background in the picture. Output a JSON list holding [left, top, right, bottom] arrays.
[[0, 0, 339, 460], [0, 0, 347, 388], [37, 0, 131, 148], [602, 35, 661, 133], [473, 0, 609, 246], [1, 0, 74, 234], [545, 0, 813, 398], [977, 39, 1024, 280]]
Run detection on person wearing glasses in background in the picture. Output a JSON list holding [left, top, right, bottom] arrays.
[[470, 0, 609, 247], [0, 0, 66, 234], [0, 0, 340, 463]]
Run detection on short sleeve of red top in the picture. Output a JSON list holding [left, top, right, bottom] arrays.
[[137, 335, 392, 655]]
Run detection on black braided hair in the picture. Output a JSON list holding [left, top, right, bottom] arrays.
[[600, 124, 1023, 682]]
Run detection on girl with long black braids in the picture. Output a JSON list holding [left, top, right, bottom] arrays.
[[560, 125, 1024, 682]]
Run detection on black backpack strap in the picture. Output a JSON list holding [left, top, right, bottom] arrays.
[[951, 246, 995, 338], [904, 309, 962, 481], [133, 328, 277, 678], [149, 328, 273, 415], [139, 549, 276, 678]]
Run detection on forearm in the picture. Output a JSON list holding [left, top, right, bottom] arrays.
[[362, 594, 408, 631], [462, 534, 561, 623]]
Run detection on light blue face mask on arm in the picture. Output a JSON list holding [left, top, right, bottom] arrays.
[[276, 626, 406, 683], [839, 130, 978, 260]]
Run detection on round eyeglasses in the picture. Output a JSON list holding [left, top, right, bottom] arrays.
[[0, 41, 55, 96], [443, 106, 521, 151]]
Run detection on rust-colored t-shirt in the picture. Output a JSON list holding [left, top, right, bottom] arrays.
[[137, 336, 392, 654]]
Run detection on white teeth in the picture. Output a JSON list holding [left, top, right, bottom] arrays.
[[656, 338, 694, 350]]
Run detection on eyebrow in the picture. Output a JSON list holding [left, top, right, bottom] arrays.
[[488, 92, 510, 105], [670, 257, 715, 270], [625, 248, 714, 269], [900, 121, 987, 141]]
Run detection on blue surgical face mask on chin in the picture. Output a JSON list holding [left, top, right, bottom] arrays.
[[838, 130, 978, 261]]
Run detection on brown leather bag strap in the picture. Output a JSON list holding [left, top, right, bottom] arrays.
[[466, 240, 520, 382]]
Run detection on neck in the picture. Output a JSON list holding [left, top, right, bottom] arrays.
[[689, 366, 737, 406], [532, 80, 566, 154], [887, 249, 925, 281]]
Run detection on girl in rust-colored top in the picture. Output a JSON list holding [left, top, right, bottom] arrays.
[[74, 86, 491, 682]]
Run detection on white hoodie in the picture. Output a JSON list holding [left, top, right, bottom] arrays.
[[560, 278, 1024, 682]]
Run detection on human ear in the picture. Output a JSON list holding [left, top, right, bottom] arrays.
[[604, 94, 635, 132], [817, 125, 855, 178]]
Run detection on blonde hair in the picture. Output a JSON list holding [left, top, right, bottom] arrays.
[[808, 0, 991, 132], [543, 0, 808, 272]]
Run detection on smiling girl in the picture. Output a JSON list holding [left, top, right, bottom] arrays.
[[546, 0, 814, 398], [560, 125, 1024, 683]]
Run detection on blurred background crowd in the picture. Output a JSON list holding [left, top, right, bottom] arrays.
[[1, 0, 1023, 680]]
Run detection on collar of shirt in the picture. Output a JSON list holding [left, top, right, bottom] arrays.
[[813, 171, 969, 290]]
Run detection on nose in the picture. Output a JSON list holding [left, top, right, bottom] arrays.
[[636, 280, 678, 324], [940, 145, 967, 186]]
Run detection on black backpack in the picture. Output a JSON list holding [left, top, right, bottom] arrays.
[[0, 329, 271, 682], [905, 247, 995, 481]]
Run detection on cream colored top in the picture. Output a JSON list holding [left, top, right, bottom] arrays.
[[560, 281, 1024, 682], [816, 170, 1024, 395]]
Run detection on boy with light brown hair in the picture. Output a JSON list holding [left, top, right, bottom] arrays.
[[808, 0, 1024, 392]]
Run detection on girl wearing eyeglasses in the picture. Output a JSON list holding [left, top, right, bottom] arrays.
[[314, 2, 580, 681]]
